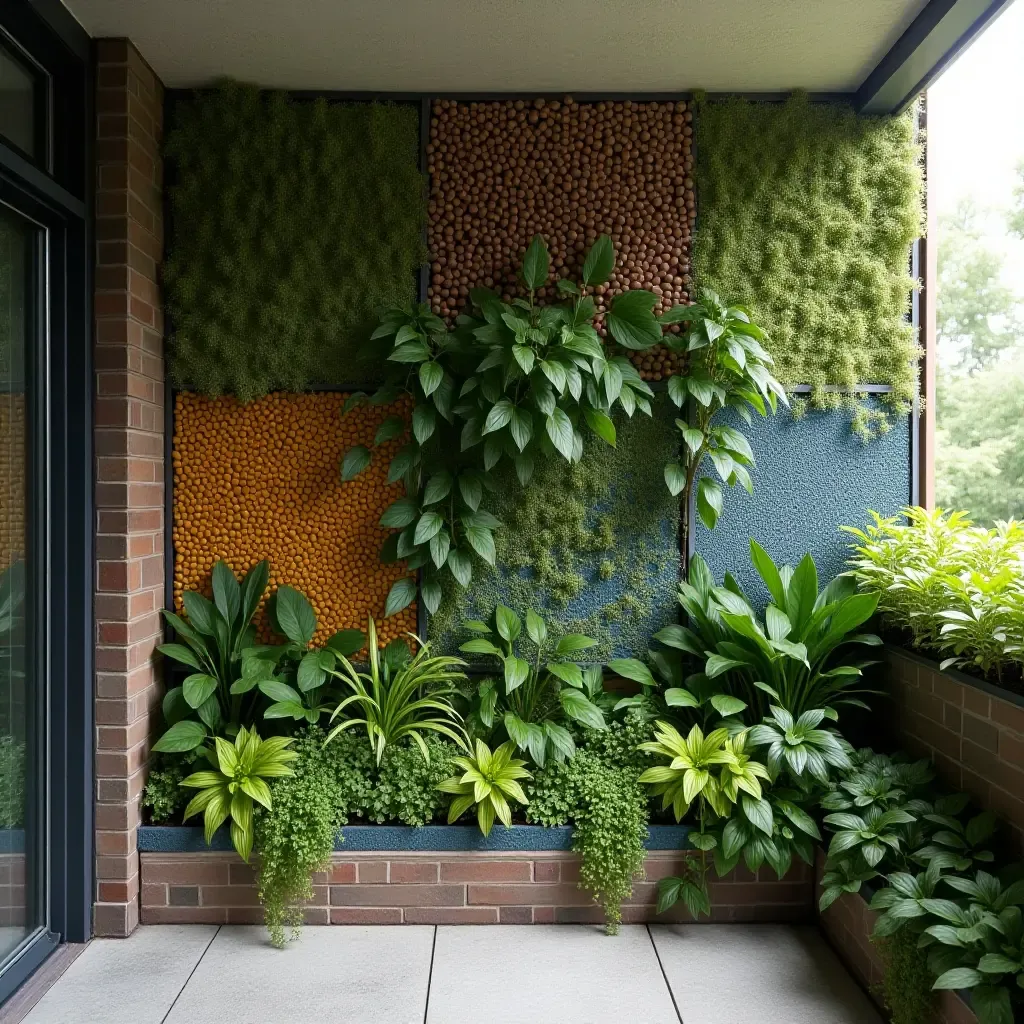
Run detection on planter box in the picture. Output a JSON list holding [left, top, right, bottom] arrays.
[[137, 825, 815, 926], [0, 830, 25, 928], [815, 851, 977, 1024], [885, 645, 1024, 854]]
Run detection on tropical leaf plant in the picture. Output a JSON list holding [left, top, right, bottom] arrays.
[[459, 606, 606, 767], [325, 618, 467, 764], [437, 739, 532, 836], [180, 725, 298, 862], [341, 235, 667, 616], [748, 706, 852, 785], [659, 289, 786, 538], [658, 540, 882, 719], [155, 559, 271, 753], [844, 506, 1024, 684]]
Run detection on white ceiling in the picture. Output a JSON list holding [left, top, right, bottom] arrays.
[[63, 0, 931, 93]]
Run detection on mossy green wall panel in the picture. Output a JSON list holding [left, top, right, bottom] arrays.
[[164, 83, 426, 399], [694, 398, 911, 601], [693, 94, 922, 411], [427, 396, 681, 659]]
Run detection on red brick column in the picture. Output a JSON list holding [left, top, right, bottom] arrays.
[[93, 39, 165, 937]]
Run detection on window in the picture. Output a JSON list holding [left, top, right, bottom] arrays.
[[928, 1, 1024, 523], [0, 33, 45, 164]]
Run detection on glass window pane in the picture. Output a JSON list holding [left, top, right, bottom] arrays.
[[0, 41, 39, 160], [0, 206, 40, 963]]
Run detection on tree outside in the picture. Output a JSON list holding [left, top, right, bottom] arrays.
[[930, 3, 1024, 525]]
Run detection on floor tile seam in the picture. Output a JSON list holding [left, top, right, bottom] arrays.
[[158, 925, 221, 1024], [646, 925, 684, 1024]]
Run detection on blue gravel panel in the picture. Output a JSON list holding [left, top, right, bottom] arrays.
[[0, 828, 24, 854], [695, 400, 911, 603], [137, 824, 691, 853]]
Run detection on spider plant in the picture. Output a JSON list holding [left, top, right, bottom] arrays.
[[325, 618, 467, 764]]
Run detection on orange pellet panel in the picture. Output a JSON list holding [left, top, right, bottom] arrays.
[[0, 394, 25, 574], [172, 392, 417, 646]]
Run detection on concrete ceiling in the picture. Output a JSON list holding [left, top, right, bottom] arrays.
[[63, 0, 931, 94]]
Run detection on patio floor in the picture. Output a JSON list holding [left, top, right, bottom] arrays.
[[18, 923, 882, 1023]]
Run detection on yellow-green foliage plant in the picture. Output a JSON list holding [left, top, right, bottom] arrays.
[[164, 82, 426, 398], [693, 92, 923, 431]]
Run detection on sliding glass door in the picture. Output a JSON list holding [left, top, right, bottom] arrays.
[[0, 201, 43, 973]]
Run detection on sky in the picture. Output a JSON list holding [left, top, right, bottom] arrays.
[[929, 0, 1024, 276]]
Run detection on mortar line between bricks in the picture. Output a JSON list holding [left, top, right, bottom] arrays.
[[422, 925, 438, 1024], [159, 924, 220, 1024], [646, 925, 684, 1024]]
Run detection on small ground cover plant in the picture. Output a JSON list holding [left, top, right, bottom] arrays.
[[845, 506, 1024, 690]]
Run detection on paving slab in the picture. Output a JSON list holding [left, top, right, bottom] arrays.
[[163, 925, 434, 1024], [22, 925, 216, 1024], [426, 925, 679, 1024], [651, 924, 883, 1024]]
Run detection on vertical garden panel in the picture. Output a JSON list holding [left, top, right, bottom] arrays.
[[694, 399, 911, 599], [427, 396, 681, 659]]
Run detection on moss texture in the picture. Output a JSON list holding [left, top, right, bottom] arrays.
[[164, 82, 426, 399], [693, 93, 923, 414], [428, 396, 681, 659]]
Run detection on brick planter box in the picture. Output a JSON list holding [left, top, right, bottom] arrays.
[[137, 825, 815, 926], [816, 851, 977, 1024], [885, 645, 1024, 853]]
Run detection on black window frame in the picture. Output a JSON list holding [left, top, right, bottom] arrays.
[[0, 0, 93, 1004]]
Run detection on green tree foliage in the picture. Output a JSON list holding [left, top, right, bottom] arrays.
[[693, 93, 922, 413], [164, 82, 425, 398], [935, 197, 1024, 523], [1009, 159, 1024, 240]]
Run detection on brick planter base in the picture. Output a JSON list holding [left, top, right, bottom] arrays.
[[886, 646, 1024, 854], [816, 852, 976, 1024], [141, 850, 815, 926]]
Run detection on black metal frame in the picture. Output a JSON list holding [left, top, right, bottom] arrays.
[[0, 0, 92, 1003]]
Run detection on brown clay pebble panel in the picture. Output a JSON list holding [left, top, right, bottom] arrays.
[[427, 97, 696, 381], [172, 392, 417, 646]]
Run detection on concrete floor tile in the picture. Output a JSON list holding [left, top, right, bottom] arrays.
[[22, 925, 217, 1024], [426, 925, 679, 1024], [163, 925, 434, 1024], [650, 924, 883, 1024]]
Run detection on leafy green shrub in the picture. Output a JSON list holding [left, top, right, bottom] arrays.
[[165, 82, 425, 398], [141, 756, 190, 824], [363, 738, 459, 825], [0, 736, 24, 828], [527, 719, 652, 934], [438, 740, 532, 836], [845, 507, 1024, 687], [659, 540, 881, 718], [693, 93, 922, 426]]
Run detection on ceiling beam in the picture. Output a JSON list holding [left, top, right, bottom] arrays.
[[855, 0, 1015, 114]]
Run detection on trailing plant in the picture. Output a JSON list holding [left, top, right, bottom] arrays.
[[527, 719, 653, 934], [660, 289, 785, 538], [342, 234, 679, 615], [165, 82, 425, 397], [458, 606, 606, 766], [181, 726, 298, 862], [659, 541, 882, 718], [325, 618, 467, 764], [844, 507, 1024, 687], [693, 93, 922, 426], [639, 722, 771, 919], [438, 739, 531, 836], [155, 560, 270, 753]]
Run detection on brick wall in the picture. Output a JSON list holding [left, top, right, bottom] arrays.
[[816, 853, 977, 1024], [93, 39, 166, 938], [140, 850, 815, 926], [886, 647, 1024, 854]]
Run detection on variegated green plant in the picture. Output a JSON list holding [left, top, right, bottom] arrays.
[[438, 739, 532, 836], [325, 618, 467, 765], [180, 726, 298, 862]]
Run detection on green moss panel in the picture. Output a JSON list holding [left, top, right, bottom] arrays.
[[693, 93, 923, 412], [164, 83, 426, 399], [427, 396, 681, 660]]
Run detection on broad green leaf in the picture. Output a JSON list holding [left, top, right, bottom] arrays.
[[607, 658, 655, 688], [182, 673, 218, 709], [697, 477, 723, 529], [582, 234, 615, 286], [384, 577, 417, 617], [152, 720, 207, 753], [555, 634, 598, 655], [522, 234, 550, 290], [447, 549, 472, 587], [545, 408, 575, 460], [664, 462, 687, 496], [466, 527, 496, 565], [526, 609, 547, 646], [341, 445, 371, 481], [423, 472, 453, 506], [495, 605, 522, 643], [413, 511, 444, 545], [419, 360, 443, 397], [274, 585, 316, 646], [504, 655, 530, 693], [560, 688, 606, 729], [584, 407, 616, 447], [607, 290, 661, 350], [483, 399, 515, 435]]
